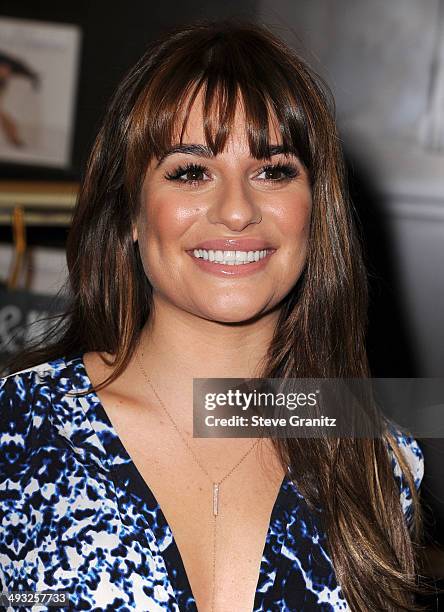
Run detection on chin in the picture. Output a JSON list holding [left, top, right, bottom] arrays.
[[200, 303, 270, 324]]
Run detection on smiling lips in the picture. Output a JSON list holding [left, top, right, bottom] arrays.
[[186, 238, 277, 276]]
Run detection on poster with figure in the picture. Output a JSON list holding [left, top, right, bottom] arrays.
[[0, 16, 81, 168]]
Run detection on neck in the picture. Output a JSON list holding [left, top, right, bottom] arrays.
[[137, 295, 280, 382]]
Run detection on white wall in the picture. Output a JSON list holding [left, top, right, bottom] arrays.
[[258, 0, 444, 376]]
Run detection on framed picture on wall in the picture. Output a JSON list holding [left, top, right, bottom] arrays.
[[0, 16, 81, 169]]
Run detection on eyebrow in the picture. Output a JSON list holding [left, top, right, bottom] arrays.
[[155, 144, 291, 168]]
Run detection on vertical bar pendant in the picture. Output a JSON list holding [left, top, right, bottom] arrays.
[[213, 483, 219, 516]]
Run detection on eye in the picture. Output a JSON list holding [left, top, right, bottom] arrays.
[[164, 162, 210, 185], [163, 160, 300, 186], [255, 162, 300, 183]]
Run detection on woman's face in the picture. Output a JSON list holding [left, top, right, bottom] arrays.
[[134, 93, 312, 323]]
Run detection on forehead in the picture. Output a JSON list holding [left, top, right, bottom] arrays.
[[175, 88, 283, 149]]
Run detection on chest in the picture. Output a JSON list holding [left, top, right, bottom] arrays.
[[129, 441, 286, 612], [106, 406, 286, 611]]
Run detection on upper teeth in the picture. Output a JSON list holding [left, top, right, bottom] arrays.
[[192, 249, 270, 265]]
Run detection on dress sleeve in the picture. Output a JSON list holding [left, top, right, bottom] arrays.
[[388, 428, 424, 527], [0, 370, 39, 479], [0, 369, 43, 594]]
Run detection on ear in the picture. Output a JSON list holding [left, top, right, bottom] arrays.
[[132, 225, 138, 243]]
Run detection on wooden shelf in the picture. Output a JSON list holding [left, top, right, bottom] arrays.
[[0, 181, 78, 227]]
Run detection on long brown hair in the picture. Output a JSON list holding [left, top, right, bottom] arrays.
[[6, 19, 423, 610]]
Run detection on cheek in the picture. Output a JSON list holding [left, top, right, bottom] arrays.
[[273, 191, 312, 242], [137, 192, 198, 289], [272, 194, 312, 285], [143, 192, 196, 248]]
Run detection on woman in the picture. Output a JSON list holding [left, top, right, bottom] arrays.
[[0, 19, 424, 611]]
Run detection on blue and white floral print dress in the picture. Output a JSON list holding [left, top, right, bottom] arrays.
[[0, 355, 424, 611]]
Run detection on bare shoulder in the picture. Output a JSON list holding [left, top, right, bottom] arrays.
[[83, 351, 119, 387], [82, 350, 147, 419]]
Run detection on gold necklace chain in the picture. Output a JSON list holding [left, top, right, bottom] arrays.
[[135, 350, 261, 612]]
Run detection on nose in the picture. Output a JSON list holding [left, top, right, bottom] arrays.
[[206, 177, 262, 231]]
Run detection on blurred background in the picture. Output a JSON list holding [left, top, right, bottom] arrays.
[[0, 1, 443, 607]]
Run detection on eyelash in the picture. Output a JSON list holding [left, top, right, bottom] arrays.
[[164, 162, 300, 185]]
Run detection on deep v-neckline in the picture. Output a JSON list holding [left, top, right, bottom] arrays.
[[74, 353, 292, 611]]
